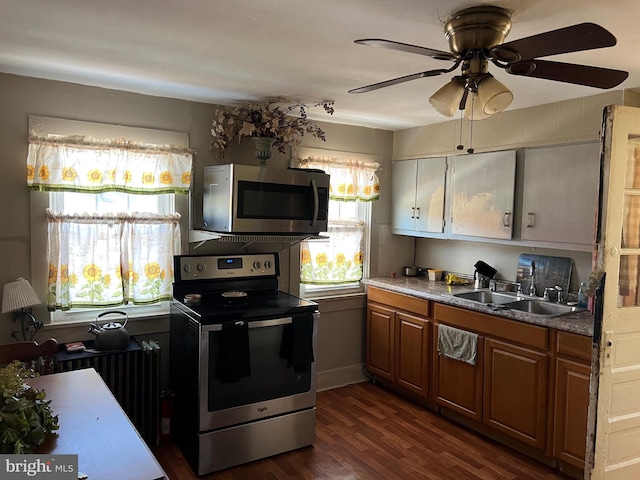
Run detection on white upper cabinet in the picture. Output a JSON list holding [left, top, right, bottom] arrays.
[[390, 145, 598, 250], [392, 157, 447, 237], [450, 151, 517, 240], [520, 143, 600, 246]]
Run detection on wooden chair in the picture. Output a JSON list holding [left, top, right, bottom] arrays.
[[0, 338, 59, 374]]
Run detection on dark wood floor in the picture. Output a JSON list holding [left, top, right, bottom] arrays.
[[152, 381, 572, 480]]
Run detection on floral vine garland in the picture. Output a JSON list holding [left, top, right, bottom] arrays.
[[211, 100, 334, 154]]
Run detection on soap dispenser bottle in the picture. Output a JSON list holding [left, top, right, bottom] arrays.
[[578, 281, 588, 308]]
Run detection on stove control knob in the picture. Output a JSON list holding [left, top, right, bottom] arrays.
[[197, 263, 206, 272], [264, 260, 272, 269], [253, 261, 261, 270], [183, 264, 193, 273]]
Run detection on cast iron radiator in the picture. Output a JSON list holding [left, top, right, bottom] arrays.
[[55, 338, 161, 446]]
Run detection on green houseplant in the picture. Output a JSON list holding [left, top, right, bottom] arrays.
[[0, 361, 59, 453], [210, 100, 334, 158]]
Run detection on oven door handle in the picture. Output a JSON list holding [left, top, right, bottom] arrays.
[[204, 316, 293, 332]]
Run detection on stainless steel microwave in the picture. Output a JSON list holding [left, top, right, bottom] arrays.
[[203, 164, 330, 235]]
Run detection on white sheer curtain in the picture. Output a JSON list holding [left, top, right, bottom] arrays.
[[27, 134, 192, 311], [298, 155, 379, 285], [300, 221, 365, 285], [46, 211, 181, 310]]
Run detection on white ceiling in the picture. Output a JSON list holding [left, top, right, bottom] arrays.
[[1, 0, 639, 130]]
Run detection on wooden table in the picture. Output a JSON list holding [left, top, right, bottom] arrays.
[[30, 368, 167, 480]]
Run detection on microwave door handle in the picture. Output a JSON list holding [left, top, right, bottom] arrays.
[[310, 179, 319, 227]]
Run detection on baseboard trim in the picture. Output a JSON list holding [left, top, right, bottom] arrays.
[[317, 364, 367, 391]]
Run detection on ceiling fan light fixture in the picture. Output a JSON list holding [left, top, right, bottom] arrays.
[[477, 74, 513, 115], [429, 76, 465, 117], [463, 92, 491, 121]]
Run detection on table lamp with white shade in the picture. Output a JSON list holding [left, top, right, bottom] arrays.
[[1, 277, 44, 341]]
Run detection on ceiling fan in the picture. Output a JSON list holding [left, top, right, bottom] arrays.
[[348, 6, 629, 120]]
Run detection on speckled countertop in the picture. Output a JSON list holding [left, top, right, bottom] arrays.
[[364, 276, 594, 337]]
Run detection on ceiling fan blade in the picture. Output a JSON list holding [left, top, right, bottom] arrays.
[[355, 39, 457, 61], [506, 59, 628, 89], [492, 23, 617, 63], [349, 69, 450, 94]]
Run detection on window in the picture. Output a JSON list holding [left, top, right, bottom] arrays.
[[47, 191, 177, 323], [300, 200, 370, 297], [52, 191, 174, 216], [296, 149, 380, 297], [27, 116, 191, 324]]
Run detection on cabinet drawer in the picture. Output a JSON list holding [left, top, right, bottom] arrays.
[[368, 287, 429, 317], [433, 303, 548, 350], [556, 331, 592, 363]]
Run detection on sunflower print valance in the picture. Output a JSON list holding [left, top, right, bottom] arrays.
[[27, 134, 193, 194]]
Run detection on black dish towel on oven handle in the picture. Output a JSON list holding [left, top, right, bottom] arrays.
[[280, 314, 315, 372], [216, 320, 251, 383]]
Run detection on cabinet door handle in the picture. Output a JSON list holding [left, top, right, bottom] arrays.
[[411, 207, 415, 219], [526, 212, 535, 228], [415, 207, 420, 219], [503, 212, 511, 228]]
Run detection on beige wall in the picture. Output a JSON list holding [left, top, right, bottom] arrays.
[[0, 72, 394, 390], [393, 90, 638, 159]]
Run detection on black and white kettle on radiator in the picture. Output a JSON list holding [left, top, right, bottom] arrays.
[[88, 310, 130, 351]]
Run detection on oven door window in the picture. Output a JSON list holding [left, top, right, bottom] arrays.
[[207, 315, 314, 411]]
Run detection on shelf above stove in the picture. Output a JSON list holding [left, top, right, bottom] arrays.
[[189, 230, 328, 249]]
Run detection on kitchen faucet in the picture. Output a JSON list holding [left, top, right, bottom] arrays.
[[529, 261, 536, 296], [555, 285, 565, 304]]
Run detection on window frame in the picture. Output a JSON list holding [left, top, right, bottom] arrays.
[[294, 147, 378, 299], [29, 116, 190, 326], [299, 199, 371, 298], [47, 190, 177, 324]]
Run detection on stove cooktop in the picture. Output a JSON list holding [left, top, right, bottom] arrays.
[[172, 253, 317, 324], [172, 290, 318, 324]]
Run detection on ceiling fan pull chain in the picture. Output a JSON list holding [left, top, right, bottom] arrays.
[[467, 96, 475, 154], [456, 109, 464, 151]]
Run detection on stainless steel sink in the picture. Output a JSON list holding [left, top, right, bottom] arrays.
[[451, 288, 587, 318], [452, 289, 585, 317], [452, 290, 522, 304], [503, 300, 582, 317]]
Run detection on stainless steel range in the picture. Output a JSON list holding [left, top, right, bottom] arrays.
[[169, 253, 318, 475]]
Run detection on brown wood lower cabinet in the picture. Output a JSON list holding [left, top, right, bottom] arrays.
[[432, 320, 549, 449], [366, 302, 395, 382], [432, 304, 550, 451], [396, 311, 430, 396], [433, 324, 484, 422], [366, 292, 592, 479], [553, 331, 592, 470], [366, 287, 431, 399], [484, 338, 549, 450]]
